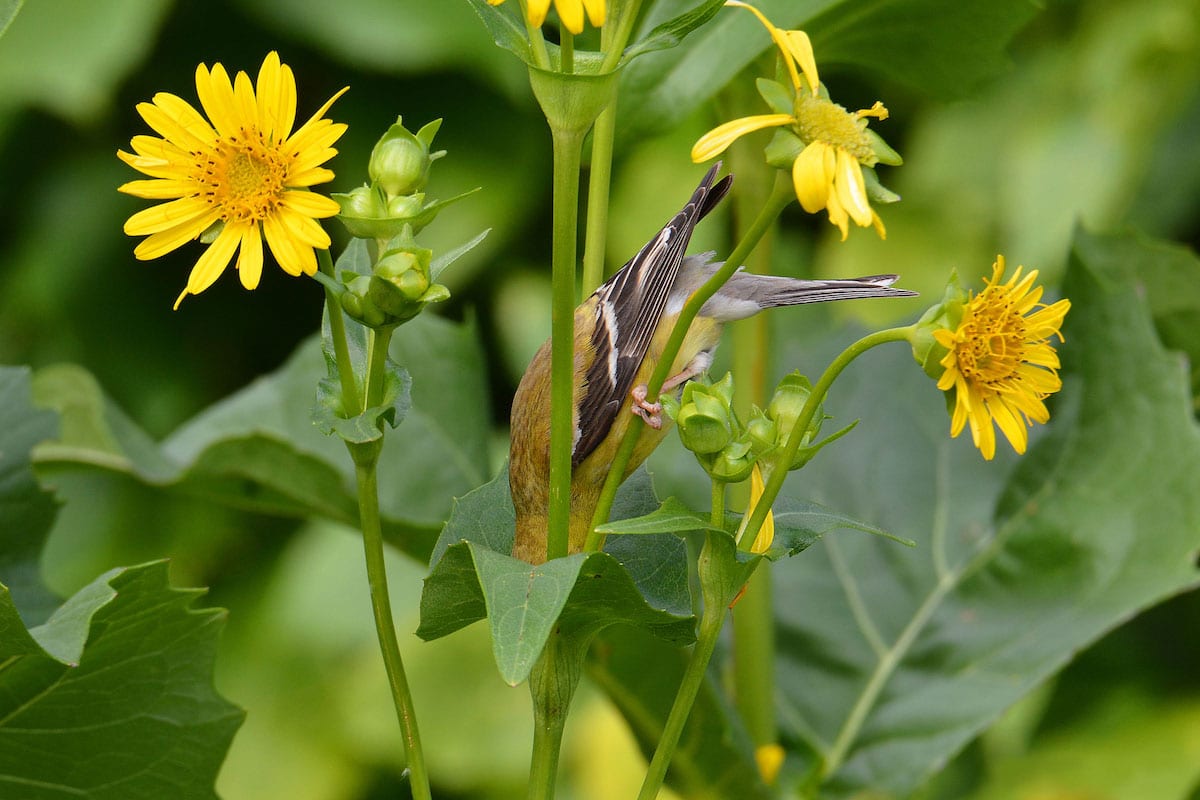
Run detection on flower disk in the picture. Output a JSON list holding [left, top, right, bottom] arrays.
[[118, 52, 348, 308], [933, 257, 1071, 460]]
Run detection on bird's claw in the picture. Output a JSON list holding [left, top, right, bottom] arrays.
[[631, 384, 663, 430]]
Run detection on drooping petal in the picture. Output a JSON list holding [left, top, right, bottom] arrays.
[[555, 0, 585, 33], [691, 114, 793, 162], [791, 141, 834, 213], [834, 148, 873, 226], [526, 0, 552, 26], [783, 30, 819, 95]]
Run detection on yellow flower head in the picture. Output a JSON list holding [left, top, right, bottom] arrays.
[[691, 1, 894, 241], [932, 256, 1071, 460], [487, 0, 606, 35], [118, 52, 347, 308]]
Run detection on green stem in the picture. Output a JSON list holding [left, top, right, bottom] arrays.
[[580, 100, 615, 296], [710, 479, 726, 528], [585, 174, 795, 551], [348, 443, 431, 800], [731, 568, 775, 746], [365, 327, 394, 410], [527, 633, 582, 800], [520, 0, 551, 69], [581, 0, 644, 296], [317, 248, 360, 412], [636, 596, 726, 800], [738, 325, 915, 550], [547, 126, 586, 561], [559, 26, 574, 73]]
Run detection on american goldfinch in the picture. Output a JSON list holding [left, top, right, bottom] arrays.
[[510, 164, 915, 563]]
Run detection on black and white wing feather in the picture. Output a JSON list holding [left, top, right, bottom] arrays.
[[572, 163, 732, 466]]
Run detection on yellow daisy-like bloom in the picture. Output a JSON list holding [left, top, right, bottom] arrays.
[[933, 257, 1071, 460], [486, 0, 605, 35], [691, 1, 889, 241], [118, 52, 348, 308]]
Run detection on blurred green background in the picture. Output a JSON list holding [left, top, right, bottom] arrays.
[[1, 0, 1198, 798]]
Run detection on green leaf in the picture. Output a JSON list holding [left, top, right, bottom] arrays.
[[596, 496, 721, 535], [0, 562, 243, 799], [314, 360, 412, 443], [32, 312, 491, 562], [464, 0, 532, 64], [0, 0, 171, 123], [0, 366, 60, 624], [618, 0, 1039, 144], [418, 466, 694, 684], [431, 227, 492, 281], [621, 0, 726, 63], [0, 0, 22, 39], [770, 228, 1200, 798]]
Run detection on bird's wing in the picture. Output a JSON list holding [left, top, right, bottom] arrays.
[[572, 164, 732, 466]]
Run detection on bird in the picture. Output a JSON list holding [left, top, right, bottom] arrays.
[[509, 163, 916, 564]]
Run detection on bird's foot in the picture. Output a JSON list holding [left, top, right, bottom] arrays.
[[630, 384, 663, 429]]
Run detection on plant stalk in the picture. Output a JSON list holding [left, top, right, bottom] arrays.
[[546, 126, 586, 561]]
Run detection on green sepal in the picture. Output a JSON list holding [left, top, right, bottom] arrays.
[[336, 186, 480, 239], [866, 128, 903, 166], [431, 227, 491, 280], [909, 271, 967, 380], [862, 165, 901, 205], [757, 77, 794, 116], [621, 0, 726, 64], [789, 418, 859, 471], [765, 127, 804, 171], [417, 467, 694, 685]]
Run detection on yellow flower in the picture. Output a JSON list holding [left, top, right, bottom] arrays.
[[933, 257, 1071, 460], [691, 1, 892, 240], [486, 0, 605, 35], [118, 52, 347, 308]]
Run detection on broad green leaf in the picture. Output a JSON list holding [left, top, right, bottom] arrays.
[[418, 466, 694, 684], [464, 0, 532, 64], [596, 496, 721, 535], [618, 0, 1039, 144], [0, 366, 59, 624], [0, 561, 243, 799], [0, 0, 171, 122], [770, 228, 1200, 798], [0, 0, 22, 38], [314, 362, 412, 443], [32, 313, 490, 563]]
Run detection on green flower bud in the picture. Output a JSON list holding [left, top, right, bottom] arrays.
[[677, 395, 733, 455], [368, 117, 445, 197], [767, 372, 815, 437], [707, 439, 756, 484], [745, 408, 778, 456], [387, 193, 425, 219], [337, 185, 385, 219], [341, 275, 387, 328]]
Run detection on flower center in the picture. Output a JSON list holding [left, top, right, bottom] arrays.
[[199, 132, 289, 223], [793, 94, 876, 164], [954, 295, 1027, 387]]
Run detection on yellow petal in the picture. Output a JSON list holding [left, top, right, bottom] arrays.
[[194, 62, 239, 139], [263, 211, 316, 276], [555, 0, 585, 33], [288, 88, 349, 149], [133, 210, 219, 260], [749, 464, 775, 554], [232, 69, 259, 133], [280, 189, 340, 220], [276, 204, 333, 248], [581, 0, 606, 27], [986, 395, 1028, 455], [692, 114, 793, 162], [834, 148, 873, 226], [256, 51, 297, 143], [176, 223, 242, 309], [236, 224, 264, 289], [123, 196, 211, 235], [137, 96, 214, 152], [783, 30, 819, 94], [527, 0, 551, 26], [118, 178, 195, 200], [792, 141, 833, 213], [755, 744, 785, 786]]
